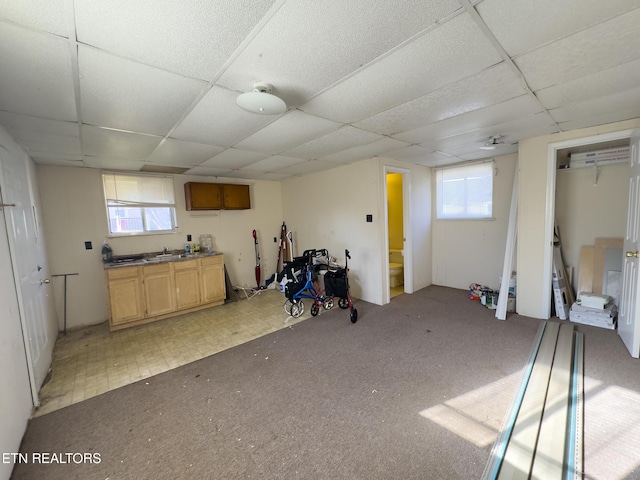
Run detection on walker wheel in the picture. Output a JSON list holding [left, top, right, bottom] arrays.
[[323, 299, 334, 310], [284, 299, 293, 315], [350, 308, 358, 323], [338, 297, 349, 309], [291, 300, 304, 318], [311, 303, 319, 316]]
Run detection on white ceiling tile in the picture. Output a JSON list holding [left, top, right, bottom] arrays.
[[282, 126, 384, 159], [0, 24, 76, 120], [558, 107, 640, 132], [299, 12, 504, 123], [319, 137, 410, 164], [82, 157, 145, 171], [234, 110, 342, 153], [515, 8, 640, 91], [477, 0, 639, 56], [0, 112, 78, 136], [30, 158, 83, 167], [30, 152, 83, 162], [199, 148, 270, 170], [536, 59, 640, 110], [386, 145, 453, 164], [0, 0, 68, 36], [355, 63, 525, 135], [456, 145, 518, 161], [549, 86, 640, 124], [273, 160, 334, 176], [82, 125, 162, 159], [238, 155, 306, 173], [146, 139, 224, 166], [427, 112, 557, 151], [79, 47, 207, 136], [393, 95, 542, 144], [221, 170, 264, 180], [258, 172, 294, 181], [172, 86, 277, 146], [183, 166, 234, 177], [217, 0, 463, 102], [20, 137, 81, 156], [74, 0, 277, 80]]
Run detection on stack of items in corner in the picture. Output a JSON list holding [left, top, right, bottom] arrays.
[[569, 292, 617, 330]]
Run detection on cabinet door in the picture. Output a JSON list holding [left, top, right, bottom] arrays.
[[185, 182, 223, 210], [222, 184, 250, 209], [200, 256, 226, 304], [107, 268, 144, 325], [175, 263, 200, 310], [143, 264, 176, 316]]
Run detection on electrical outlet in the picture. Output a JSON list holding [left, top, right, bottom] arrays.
[[187, 234, 192, 241], [274, 237, 277, 242], [366, 214, 373, 222], [84, 241, 92, 250]]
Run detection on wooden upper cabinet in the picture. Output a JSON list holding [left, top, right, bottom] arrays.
[[184, 182, 250, 210], [222, 184, 251, 210]]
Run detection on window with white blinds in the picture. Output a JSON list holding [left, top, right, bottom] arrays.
[[102, 173, 177, 235], [436, 162, 494, 219]]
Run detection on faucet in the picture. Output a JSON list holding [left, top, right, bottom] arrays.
[[162, 247, 168, 255]]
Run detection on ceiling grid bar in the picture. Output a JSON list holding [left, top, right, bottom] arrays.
[[458, 0, 563, 133]]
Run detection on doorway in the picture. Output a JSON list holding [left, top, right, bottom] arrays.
[[384, 166, 413, 303], [544, 130, 640, 356]]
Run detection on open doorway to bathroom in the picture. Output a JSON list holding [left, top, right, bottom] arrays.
[[387, 172, 405, 298], [383, 165, 413, 303]]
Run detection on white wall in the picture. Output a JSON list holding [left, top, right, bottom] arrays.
[[555, 162, 629, 294], [36, 166, 285, 329], [281, 157, 432, 305], [518, 118, 640, 319], [0, 127, 36, 480], [432, 153, 516, 292]]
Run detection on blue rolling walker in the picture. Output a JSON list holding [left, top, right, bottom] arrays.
[[283, 249, 357, 323]]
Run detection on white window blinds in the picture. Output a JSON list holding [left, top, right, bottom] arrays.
[[436, 162, 493, 219]]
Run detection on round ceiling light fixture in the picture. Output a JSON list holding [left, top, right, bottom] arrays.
[[236, 82, 287, 115], [480, 135, 505, 150]]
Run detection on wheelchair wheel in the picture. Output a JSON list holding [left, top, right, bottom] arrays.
[[311, 303, 319, 316], [350, 308, 358, 323], [290, 300, 304, 318], [338, 297, 349, 309]]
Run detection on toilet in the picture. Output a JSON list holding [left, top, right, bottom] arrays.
[[389, 249, 404, 287]]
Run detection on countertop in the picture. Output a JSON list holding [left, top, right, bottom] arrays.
[[103, 251, 221, 269]]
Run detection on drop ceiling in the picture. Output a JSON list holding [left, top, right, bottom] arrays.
[[0, 0, 639, 180]]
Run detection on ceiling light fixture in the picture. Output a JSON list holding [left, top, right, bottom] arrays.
[[236, 82, 287, 115], [480, 136, 504, 150]]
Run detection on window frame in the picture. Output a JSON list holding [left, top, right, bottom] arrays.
[[435, 161, 495, 221], [102, 172, 178, 237]]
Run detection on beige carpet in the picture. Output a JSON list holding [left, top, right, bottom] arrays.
[[11, 286, 640, 480]]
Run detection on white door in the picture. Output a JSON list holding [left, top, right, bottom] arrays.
[[0, 147, 57, 400], [619, 133, 640, 358]]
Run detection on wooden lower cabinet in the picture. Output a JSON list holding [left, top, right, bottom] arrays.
[[106, 267, 144, 326], [142, 263, 175, 317], [106, 254, 225, 330], [200, 255, 226, 304], [174, 260, 200, 310]]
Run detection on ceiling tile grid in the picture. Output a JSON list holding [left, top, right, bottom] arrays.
[[73, 0, 279, 81], [0, 23, 77, 121], [0, 1, 639, 174]]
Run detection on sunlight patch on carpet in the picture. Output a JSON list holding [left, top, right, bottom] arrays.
[[419, 371, 523, 448]]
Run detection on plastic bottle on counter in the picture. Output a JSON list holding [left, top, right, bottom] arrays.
[[102, 241, 113, 263]]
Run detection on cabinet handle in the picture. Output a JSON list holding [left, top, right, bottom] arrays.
[[1, 203, 16, 207]]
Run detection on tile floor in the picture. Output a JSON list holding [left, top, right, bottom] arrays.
[[35, 289, 311, 417]]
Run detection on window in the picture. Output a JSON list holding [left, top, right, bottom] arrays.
[[436, 162, 493, 219], [102, 173, 177, 235]]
